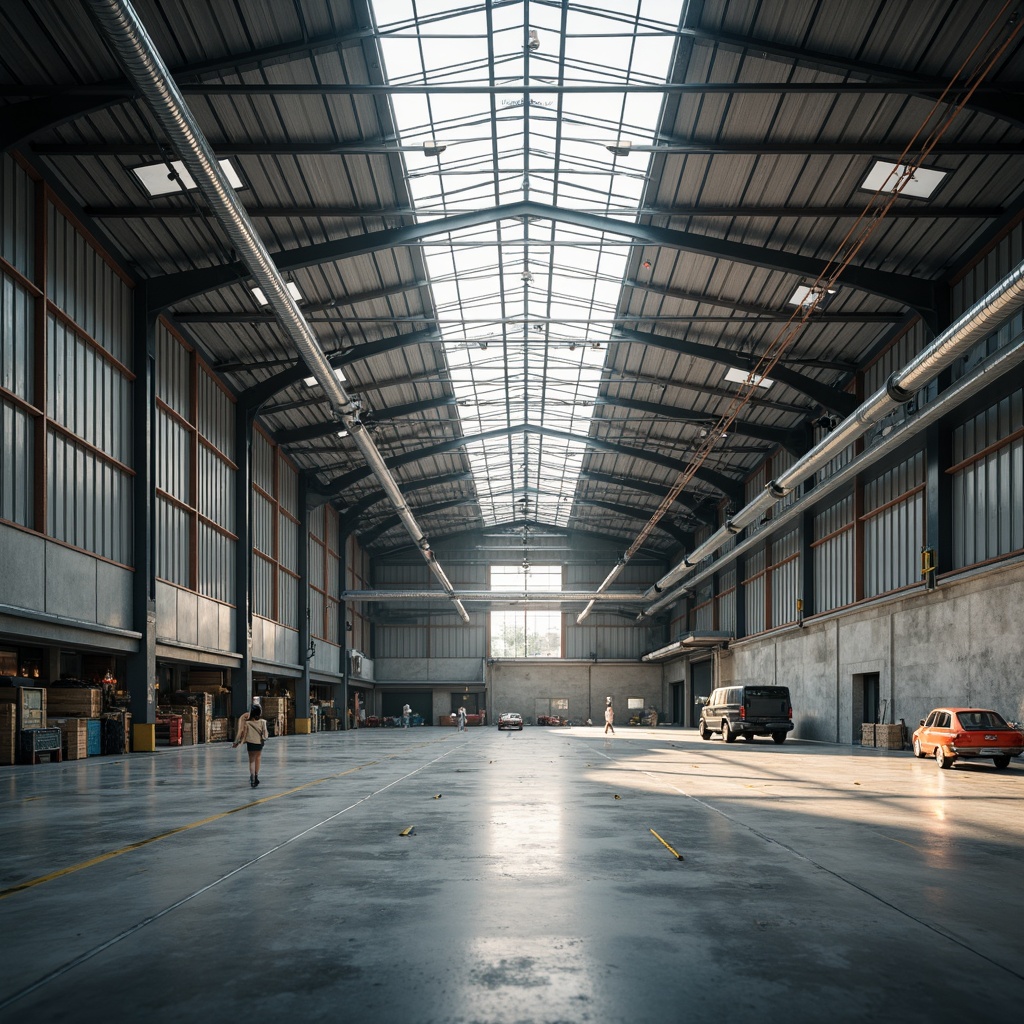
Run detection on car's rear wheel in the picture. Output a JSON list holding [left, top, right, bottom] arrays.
[[912, 738, 924, 758], [698, 719, 710, 740], [935, 745, 952, 769], [722, 721, 735, 743], [993, 755, 1011, 769], [771, 732, 787, 744]]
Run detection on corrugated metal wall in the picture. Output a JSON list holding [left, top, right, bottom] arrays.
[[154, 323, 236, 601], [770, 527, 801, 628], [952, 387, 1024, 566], [743, 548, 767, 635], [813, 496, 855, 613], [45, 204, 133, 563], [863, 452, 924, 596]]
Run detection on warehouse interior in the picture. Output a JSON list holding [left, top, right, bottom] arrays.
[[2, 0, 1023, 753], [3, 0, 1024, 1015]]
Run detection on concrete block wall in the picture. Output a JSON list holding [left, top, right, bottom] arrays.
[[722, 560, 1024, 743], [488, 659, 663, 725]]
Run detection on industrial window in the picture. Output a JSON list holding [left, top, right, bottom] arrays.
[[489, 564, 562, 658]]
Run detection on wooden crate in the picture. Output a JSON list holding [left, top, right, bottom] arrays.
[[0, 685, 47, 729], [876, 724, 906, 750], [860, 724, 876, 747], [0, 705, 16, 766], [209, 717, 229, 742], [50, 718, 89, 760], [47, 687, 103, 718]]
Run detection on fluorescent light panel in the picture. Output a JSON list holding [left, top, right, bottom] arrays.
[[788, 285, 836, 309], [132, 158, 244, 197], [860, 160, 945, 199], [304, 367, 347, 386], [253, 282, 302, 305], [724, 367, 773, 389]]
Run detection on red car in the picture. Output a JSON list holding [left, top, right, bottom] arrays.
[[912, 707, 1024, 770]]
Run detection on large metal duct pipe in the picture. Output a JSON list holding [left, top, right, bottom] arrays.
[[642, 327, 1024, 620], [86, 0, 469, 623], [638, 255, 1024, 618]]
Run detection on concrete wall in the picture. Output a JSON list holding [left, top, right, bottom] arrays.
[[155, 581, 235, 654], [0, 523, 133, 639], [488, 659, 663, 725], [717, 559, 1024, 743]]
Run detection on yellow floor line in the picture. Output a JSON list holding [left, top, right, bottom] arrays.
[[0, 759, 378, 901]]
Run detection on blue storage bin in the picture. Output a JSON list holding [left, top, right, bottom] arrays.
[[87, 718, 102, 756]]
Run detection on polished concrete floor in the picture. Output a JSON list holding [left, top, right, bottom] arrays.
[[2, 726, 1023, 1022]]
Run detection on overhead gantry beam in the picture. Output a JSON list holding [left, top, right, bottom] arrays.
[[144, 201, 944, 328]]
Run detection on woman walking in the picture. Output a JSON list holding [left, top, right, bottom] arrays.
[[233, 703, 269, 788], [604, 701, 615, 735]]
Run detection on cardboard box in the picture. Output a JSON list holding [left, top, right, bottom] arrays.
[[0, 705, 16, 766]]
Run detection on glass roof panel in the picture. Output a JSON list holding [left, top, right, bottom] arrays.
[[375, 0, 683, 531]]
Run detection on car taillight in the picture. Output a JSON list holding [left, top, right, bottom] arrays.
[[740, 705, 746, 720], [787, 706, 792, 719]]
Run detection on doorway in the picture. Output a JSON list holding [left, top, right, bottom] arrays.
[[690, 660, 713, 728], [852, 673, 881, 742]]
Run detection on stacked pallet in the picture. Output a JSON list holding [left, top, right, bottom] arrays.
[[262, 696, 289, 737], [47, 687, 102, 719], [0, 705, 15, 765], [51, 718, 90, 760], [179, 706, 198, 745], [194, 691, 214, 743]]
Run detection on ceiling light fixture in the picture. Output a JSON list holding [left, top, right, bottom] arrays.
[[304, 367, 347, 387], [423, 140, 447, 157], [788, 284, 836, 309], [859, 159, 946, 199], [606, 141, 632, 157], [527, 29, 540, 51], [253, 281, 302, 305], [724, 367, 773, 389], [132, 157, 244, 197]]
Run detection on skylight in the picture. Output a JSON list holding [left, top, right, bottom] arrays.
[[132, 158, 244, 197], [859, 160, 946, 200], [374, 0, 684, 531]]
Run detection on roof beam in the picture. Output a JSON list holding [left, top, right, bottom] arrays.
[[358, 493, 692, 549], [680, 25, 1024, 130], [81, 202, 1002, 221], [274, 396, 459, 445], [595, 395, 808, 455], [613, 327, 859, 417], [3, 26, 376, 147], [310, 424, 743, 507], [579, 470, 716, 528], [147, 201, 941, 326], [35, 138, 1024, 157], [175, 279, 429, 327], [10, 81, 1019, 98], [621, 278, 899, 325]]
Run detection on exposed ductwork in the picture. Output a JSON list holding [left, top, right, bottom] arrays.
[[639, 256, 1024, 620], [647, 327, 1024, 620], [85, 0, 469, 624]]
